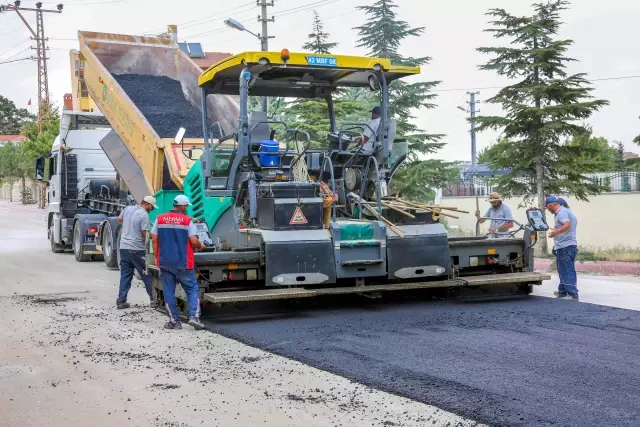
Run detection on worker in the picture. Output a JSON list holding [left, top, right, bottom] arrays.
[[558, 197, 570, 209], [150, 195, 206, 330], [354, 106, 381, 154], [475, 192, 514, 238], [116, 195, 157, 310], [545, 195, 579, 301]]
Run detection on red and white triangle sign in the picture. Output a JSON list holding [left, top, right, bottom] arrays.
[[289, 206, 308, 225]]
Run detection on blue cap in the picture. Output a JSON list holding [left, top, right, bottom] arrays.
[[557, 197, 568, 207], [545, 195, 559, 206], [371, 106, 381, 115]]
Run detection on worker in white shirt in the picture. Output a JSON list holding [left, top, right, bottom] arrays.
[[354, 106, 381, 154]]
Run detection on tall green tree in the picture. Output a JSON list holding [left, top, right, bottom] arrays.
[[0, 95, 34, 135], [276, 11, 371, 148], [353, 0, 453, 201], [302, 10, 338, 54], [474, 0, 608, 251]]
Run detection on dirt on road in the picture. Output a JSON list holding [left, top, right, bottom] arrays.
[[0, 201, 478, 427]]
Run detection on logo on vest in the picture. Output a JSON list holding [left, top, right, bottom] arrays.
[[289, 207, 308, 225]]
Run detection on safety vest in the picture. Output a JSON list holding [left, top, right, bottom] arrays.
[[155, 210, 195, 270]]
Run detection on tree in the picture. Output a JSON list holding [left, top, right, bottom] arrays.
[[302, 10, 338, 54], [353, 0, 453, 201], [276, 11, 372, 149], [474, 0, 608, 252], [614, 141, 625, 170], [0, 95, 35, 135], [567, 132, 616, 172]]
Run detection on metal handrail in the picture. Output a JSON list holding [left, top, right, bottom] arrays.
[[321, 156, 338, 223], [357, 156, 383, 219]]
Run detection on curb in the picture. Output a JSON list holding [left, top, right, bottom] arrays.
[[534, 258, 640, 276]]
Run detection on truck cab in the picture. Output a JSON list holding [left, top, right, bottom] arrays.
[[36, 111, 117, 257]]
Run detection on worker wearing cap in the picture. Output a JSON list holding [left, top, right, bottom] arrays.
[[150, 195, 206, 330], [116, 196, 157, 309], [354, 106, 381, 154], [475, 192, 514, 238], [545, 195, 579, 301]]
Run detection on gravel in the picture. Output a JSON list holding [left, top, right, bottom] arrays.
[[207, 295, 640, 427], [113, 74, 212, 139]]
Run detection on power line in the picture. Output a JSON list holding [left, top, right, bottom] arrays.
[[140, 1, 256, 36], [0, 56, 33, 65], [0, 39, 30, 59], [432, 75, 640, 93], [274, 0, 339, 18]]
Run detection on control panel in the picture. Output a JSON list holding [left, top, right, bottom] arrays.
[[526, 208, 549, 231], [193, 222, 214, 247]]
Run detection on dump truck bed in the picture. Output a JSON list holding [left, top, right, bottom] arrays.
[[76, 31, 239, 200]]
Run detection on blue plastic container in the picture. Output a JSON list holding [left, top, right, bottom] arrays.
[[259, 140, 280, 167]]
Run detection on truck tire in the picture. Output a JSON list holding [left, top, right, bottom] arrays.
[[73, 221, 91, 262], [49, 227, 65, 253], [102, 222, 119, 269]]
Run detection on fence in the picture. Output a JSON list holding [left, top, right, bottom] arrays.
[[442, 171, 640, 198]]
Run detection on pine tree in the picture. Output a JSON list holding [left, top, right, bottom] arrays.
[[475, 0, 608, 251], [302, 11, 338, 54], [353, 0, 453, 202], [279, 11, 371, 148]]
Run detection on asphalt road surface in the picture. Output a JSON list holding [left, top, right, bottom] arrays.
[[206, 294, 640, 427]]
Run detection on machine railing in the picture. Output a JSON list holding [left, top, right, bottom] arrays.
[[321, 156, 338, 223], [357, 155, 383, 219]]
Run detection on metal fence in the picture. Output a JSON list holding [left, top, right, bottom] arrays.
[[442, 172, 640, 198]]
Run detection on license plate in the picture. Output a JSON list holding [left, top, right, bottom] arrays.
[[85, 237, 95, 243], [306, 55, 337, 67]]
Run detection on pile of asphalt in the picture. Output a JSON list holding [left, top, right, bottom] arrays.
[[207, 296, 640, 427], [113, 74, 214, 139]]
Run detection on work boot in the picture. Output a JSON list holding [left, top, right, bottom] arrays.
[[188, 317, 205, 331], [149, 299, 159, 308], [553, 291, 567, 298], [164, 321, 182, 330], [116, 302, 130, 309], [563, 295, 579, 302]]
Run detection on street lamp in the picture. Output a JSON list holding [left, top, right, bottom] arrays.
[[225, 17, 268, 113]]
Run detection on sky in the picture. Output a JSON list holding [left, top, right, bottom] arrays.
[[0, 0, 638, 162]]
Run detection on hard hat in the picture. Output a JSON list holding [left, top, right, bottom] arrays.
[[142, 195, 158, 209], [173, 194, 192, 206]]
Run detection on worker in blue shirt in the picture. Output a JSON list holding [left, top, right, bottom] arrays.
[[545, 195, 579, 301], [475, 192, 514, 238]]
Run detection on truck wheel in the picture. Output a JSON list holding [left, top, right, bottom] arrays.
[[73, 222, 91, 262], [49, 227, 65, 253], [102, 223, 119, 269]]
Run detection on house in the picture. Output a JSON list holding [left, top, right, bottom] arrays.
[[0, 134, 27, 147], [624, 151, 639, 160]]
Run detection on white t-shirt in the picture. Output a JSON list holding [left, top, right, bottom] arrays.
[[361, 117, 381, 154]]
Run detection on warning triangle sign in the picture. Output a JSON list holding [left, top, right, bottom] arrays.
[[289, 207, 308, 225]]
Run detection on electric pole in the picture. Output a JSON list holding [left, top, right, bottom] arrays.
[[1, 1, 63, 132], [467, 91, 480, 170], [258, 0, 274, 112]]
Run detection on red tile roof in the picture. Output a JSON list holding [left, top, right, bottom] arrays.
[[191, 51, 232, 70], [0, 134, 27, 143]]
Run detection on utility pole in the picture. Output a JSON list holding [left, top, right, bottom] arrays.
[[467, 91, 480, 170], [258, 0, 274, 112], [1, 1, 63, 132]]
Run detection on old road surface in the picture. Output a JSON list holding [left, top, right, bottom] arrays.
[[3, 200, 640, 427]]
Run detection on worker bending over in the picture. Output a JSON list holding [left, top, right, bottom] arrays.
[[475, 192, 514, 237], [116, 195, 157, 309], [150, 195, 206, 330]]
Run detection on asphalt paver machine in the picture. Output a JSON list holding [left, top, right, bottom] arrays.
[[148, 49, 550, 306]]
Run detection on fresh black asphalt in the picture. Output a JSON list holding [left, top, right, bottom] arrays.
[[113, 74, 213, 139], [205, 295, 640, 427]]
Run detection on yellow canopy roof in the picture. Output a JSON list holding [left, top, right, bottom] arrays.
[[198, 51, 420, 98]]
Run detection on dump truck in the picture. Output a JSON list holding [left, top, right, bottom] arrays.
[[64, 30, 549, 310]]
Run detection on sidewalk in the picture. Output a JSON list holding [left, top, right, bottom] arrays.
[[535, 258, 640, 276]]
